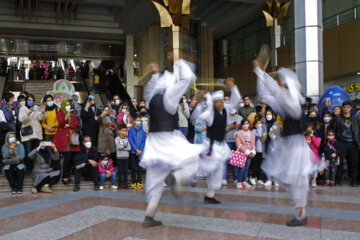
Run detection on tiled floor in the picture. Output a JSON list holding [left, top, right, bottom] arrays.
[[1, 181, 360, 239]]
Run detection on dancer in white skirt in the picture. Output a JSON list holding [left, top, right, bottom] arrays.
[[191, 78, 241, 204], [140, 56, 204, 228], [253, 59, 313, 227]]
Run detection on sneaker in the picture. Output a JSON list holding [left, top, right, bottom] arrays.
[[257, 180, 264, 185], [11, 189, 17, 195], [99, 186, 104, 190], [130, 183, 137, 189], [236, 182, 243, 189], [243, 182, 252, 190], [249, 178, 256, 186], [72, 184, 80, 192], [204, 196, 221, 204], [274, 181, 280, 187], [143, 216, 162, 228], [111, 185, 118, 190], [17, 190, 23, 194], [264, 180, 272, 187], [137, 183, 144, 189], [286, 217, 308, 227], [41, 184, 53, 193], [32, 188, 38, 194], [221, 179, 228, 185]]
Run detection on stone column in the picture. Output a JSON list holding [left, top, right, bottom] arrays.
[[125, 35, 138, 97], [270, 18, 281, 71], [171, 25, 183, 80], [293, 0, 323, 100]]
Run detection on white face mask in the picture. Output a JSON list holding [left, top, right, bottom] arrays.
[[20, 101, 25, 107], [266, 115, 273, 121], [84, 142, 92, 148], [102, 160, 109, 165], [323, 117, 331, 123], [258, 124, 262, 129], [115, 100, 121, 106], [65, 106, 71, 112]]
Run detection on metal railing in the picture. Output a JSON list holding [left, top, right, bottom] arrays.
[[323, 5, 360, 30]]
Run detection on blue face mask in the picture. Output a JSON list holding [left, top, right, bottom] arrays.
[[135, 121, 142, 127], [8, 137, 16, 144], [40, 146, 46, 150], [27, 101, 34, 107], [47, 101, 54, 107]]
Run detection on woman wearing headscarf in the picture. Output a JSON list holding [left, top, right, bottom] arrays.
[[53, 99, 80, 184], [1, 132, 25, 194], [28, 141, 60, 193], [97, 106, 116, 155]]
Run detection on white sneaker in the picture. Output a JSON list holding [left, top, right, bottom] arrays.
[[221, 180, 228, 185], [249, 178, 257, 186], [99, 186, 104, 190], [274, 181, 280, 187], [264, 180, 272, 187], [257, 180, 264, 185]]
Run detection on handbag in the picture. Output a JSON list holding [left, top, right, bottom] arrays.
[[2, 158, 20, 165], [69, 130, 80, 146], [21, 125, 33, 136], [229, 144, 248, 168]]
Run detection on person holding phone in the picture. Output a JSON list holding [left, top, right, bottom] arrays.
[[19, 94, 46, 172], [28, 141, 60, 193], [41, 94, 59, 142], [97, 106, 116, 156], [81, 95, 99, 147]]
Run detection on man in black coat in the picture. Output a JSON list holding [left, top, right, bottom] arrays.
[[80, 95, 99, 147]]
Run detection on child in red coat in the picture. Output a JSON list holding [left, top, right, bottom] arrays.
[[98, 154, 117, 190], [305, 125, 322, 188]]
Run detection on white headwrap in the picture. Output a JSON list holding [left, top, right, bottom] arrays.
[[211, 90, 224, 101], [278, 68, 305, 105]]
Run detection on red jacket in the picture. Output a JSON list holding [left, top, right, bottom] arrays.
[[98, 159, 114, 176], [53, 109, 80, 152]]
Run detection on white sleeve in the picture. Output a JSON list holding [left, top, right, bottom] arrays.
[[0, 110, 5, 122], [225, 85, 241, 111], [163, 60, 196, 115], [190, 93, 214, 127]]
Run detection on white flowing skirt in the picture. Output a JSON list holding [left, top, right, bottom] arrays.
[[140, 130, 204, 170], [261, 134, 313, 187], [199, 138, 231, 173]]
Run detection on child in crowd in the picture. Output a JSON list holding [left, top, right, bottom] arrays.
[[115, 124, 131, 189], [138, 106, 150, 134], [128, 116, 146, 189], [235, 119, 256, 190], [249, 119, 263, 186], [320, 129, 341, 187], [304, 125, 321, 188], [98, 154, 117, 190]]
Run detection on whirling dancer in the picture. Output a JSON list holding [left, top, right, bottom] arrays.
[[140, 54, 203, 228], [253, 46, 313, 227], [192, 77, 241, 204]]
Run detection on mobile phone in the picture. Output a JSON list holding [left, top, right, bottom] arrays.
[[43, 141, 52, 146]]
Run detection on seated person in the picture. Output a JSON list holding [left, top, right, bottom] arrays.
[[98, 153, 117, 190], [1, 132, 25, 194], [28, 141, 61, 193]]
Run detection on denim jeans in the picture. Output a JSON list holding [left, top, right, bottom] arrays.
[[100, 172, 116, 186], [179, 127, 188, 137], [224, 142, 237, 180], [237, 157, 252, 182]]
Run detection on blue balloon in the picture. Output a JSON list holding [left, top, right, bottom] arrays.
[[318, 86, 354, 116]]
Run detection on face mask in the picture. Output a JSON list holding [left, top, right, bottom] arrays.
[[323, 117, 331, 123], [257, 124, 262, 129], [183, 99, 187, 104], [20, 101, 25, 107], [65, 106, 71, 112], [135, 121, 142, 127], [309, 116, 317, 121], [27, 101, 34, 107], [115, 100, 120, 106], [40, 146, 46, 150], [84, 142, 92, 148], [266, 115, 272, 121], [8, 137, 16, 144], [122, 109, 126, 114], [102, 160, 109, 165], [47, 101, 54, 107], [327, 136, 335, 141], [242, 124, 249, 130]]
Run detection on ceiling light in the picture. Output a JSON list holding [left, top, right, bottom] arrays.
[[108, 45, 111, 48], [357, 72, 360, 75]]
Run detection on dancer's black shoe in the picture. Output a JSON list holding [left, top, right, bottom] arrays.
[[143, 216, 162, 228], [286, 217, 308, 227], [204, 196, 221, 204]]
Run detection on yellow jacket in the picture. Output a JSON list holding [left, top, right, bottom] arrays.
[[41, 108, 59, 135]]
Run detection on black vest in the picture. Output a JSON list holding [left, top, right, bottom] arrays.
[[207, 108, 227, 142], [283, 116, 303, 137], [149, 94, 179, 133]]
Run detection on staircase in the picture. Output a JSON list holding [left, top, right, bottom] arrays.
[[24, 80, 56, 105]]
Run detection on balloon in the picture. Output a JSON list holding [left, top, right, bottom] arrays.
[[318, 86, 354, 116], [53, 80, 76, 105]]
